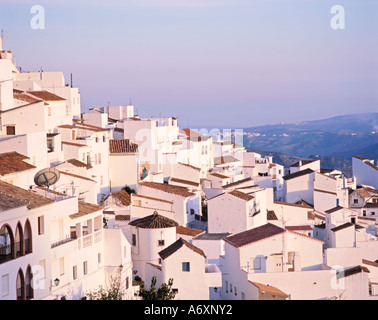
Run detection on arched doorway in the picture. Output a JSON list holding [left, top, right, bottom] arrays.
[[0, 224, 14, 264], [25, 265, 34, 300], [15, 223, 24, 257], [24, 220, 32, 254], [16, 269, 25, 300]]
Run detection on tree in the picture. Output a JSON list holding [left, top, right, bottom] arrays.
[[138, 276, 176, 300], [122, 185, 136, 195], [85, 273, 125, 300]]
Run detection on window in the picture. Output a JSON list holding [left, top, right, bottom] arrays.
[[182, 262, 190, 272], [354, 199, 358, 204], [371, 212, 375, 216], [158, 240, 165, 246], [190, 209, 195, 215], [363, 210, 367, 216], [132, 234, 136, 246], [73, 266, 77, 280], [6, 125, 15, 135], [103, 135, 106, 142], [83, 261, 88, 275], [126, 276, 129, 290], [38, 216, 45, 235], [172, 289, 179, 294], [98, 253, 102, 265], [1, 274, 9, 296], [225, 281, 228, 293], [98, 153, 101, 164], [234, 287, 237, 296], [230, 283, 233, 293]]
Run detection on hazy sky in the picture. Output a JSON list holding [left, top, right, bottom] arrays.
[[1, 0, 377, 128]]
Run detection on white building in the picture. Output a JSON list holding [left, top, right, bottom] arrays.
[[144, 237, 221, 300], [128, 213, 178, 282], [109, 139, 139, 192], [352, 156, 378, 190], [0, 180, 134, 300], [207, 188, 269, 234]]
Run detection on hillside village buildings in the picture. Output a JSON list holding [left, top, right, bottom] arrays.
[[1, 41, 378, 300]]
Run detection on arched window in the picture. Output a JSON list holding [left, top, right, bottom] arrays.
[[16, 269, 25, 300], [25, 265, 34, 300], [15, 223, 24, 258], [0, 224, 14, 264], [24, 220, 32, 254]]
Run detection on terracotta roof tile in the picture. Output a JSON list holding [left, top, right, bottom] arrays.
[[66, 158, 92, 169], [229, 189, 254, 202], [249, 281, 289, 298], [283, 168, 314, 181], [170, 177, 199, 187], [129, 213, 178, 229], [176, 226, 205, 237], [139, 181, 195, 198], [109, 139, 138, 154], [225, 223, 286, 248], [69, 201, 103, 219], [0, 192, 29, 211], [27, 90, 65, 101], [159, 237, 206, 260], [111, 190, 131, 206], [0, 152, 36, 176], [13, 92, 42, 104], [0, 181, 53, 210]]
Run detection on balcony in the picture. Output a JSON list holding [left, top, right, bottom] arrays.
[[51, 235, 77, 248]]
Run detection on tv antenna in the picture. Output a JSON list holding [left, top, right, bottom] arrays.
[[34, 167, 61, 191]]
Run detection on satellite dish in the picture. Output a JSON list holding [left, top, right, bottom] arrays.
[[34, 168, 60, 189]]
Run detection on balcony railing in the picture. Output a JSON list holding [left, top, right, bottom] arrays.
[[51, 235, 77, 248]]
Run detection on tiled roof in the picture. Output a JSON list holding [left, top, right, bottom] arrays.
[[129, 213, 178, 229], [283, 168, 314, 181], [274, 201, 312, 209], [249, 281, 289, 298], [27, 90, 65, 101], [159, 237, 206, 260], [285, 225, 312, 231], [180, 128, 210, 142], [58, 171, 96, 182], [170, 177, 199, 187], [336, 265, 370, 279], [267, 210, 278, 220], [132, 194, 173, 204], [109, 139, 138, 154], [210, 172, 229, 179], [176, 226, 205, 237], [139, 181, 195, 198], [331, 222, 354, 232], [214, 156, 240, 165], [0, 181, 54, 210], [0, 192, 29, 211], [353, 155, 371, 161], [66, 158, 92, 169], [115, 215, 130, 221], [224, 223, 286, 248], [314, 188, 337, 196], [13, 92, 42, 104], [324, 206, 344, 214], [222, 177, 253, 189], [0, 152, 36, 176], [69, 201, 103, 219], [229, 190, 254, 202], [290, 159, 317, 167], [61, 141, 87, 148], [178, 162, 201, 171], [110, 190, 131, 206]]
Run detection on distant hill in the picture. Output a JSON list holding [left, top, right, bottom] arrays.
[[243, 113, 378, 162], [248, 148, 353, 177]]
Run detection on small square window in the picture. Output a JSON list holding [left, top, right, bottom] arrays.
[[158, 240, 165, 246], [182, 262, 190, 272]]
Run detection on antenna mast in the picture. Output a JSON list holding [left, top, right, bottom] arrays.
[[0, 30, 6, 51]]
